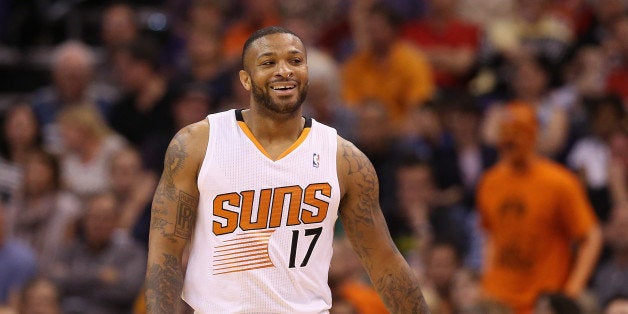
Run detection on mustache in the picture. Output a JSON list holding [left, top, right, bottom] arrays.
[[268, 78, 299, 84]]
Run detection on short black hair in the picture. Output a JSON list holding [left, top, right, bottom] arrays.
[[241, 26, 303, 69]]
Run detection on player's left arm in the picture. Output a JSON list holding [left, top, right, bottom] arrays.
[[336, 137, 430, 314]]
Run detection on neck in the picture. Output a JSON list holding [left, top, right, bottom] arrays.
[[372, 44, 391, 60], [242, 108, 304, 143], [505, 154, 535, 171]]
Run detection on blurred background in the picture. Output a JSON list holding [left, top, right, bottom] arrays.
[[0, 0, 627, 313]]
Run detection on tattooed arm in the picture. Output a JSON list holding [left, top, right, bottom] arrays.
[[336, 137, 430, 314], [145, 121, 208, 314]]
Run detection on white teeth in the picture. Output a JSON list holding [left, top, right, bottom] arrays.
[[271, 84, 295, 90]]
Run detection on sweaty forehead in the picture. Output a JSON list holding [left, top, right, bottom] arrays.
[[245, 33, 305, 62]]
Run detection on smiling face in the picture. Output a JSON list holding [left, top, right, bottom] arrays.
[[239, 32, 308, 115]]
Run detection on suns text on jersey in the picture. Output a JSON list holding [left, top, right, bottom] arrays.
[[212, 183, 331, 235]]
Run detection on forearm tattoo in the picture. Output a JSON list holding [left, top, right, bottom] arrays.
[[339, 140, 430, 313], [145, 254, 184, 313], [377, 272, 430, 313]]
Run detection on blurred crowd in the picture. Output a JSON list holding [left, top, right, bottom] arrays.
[[0, 0, 627, 313]]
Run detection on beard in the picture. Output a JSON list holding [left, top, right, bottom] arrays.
[[251, 80, 308, 114]]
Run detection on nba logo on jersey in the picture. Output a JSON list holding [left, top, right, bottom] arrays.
[[313, 153, 320, 168]]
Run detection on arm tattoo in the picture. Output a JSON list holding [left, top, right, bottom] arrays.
[[377, 273, 429, 313], [145, 254, 184, 313], [156, 133, 189, 203], [151, 129, 197, 241], [175, 191, 197, 239], [339, 141, 381, 261], [339, 140, 430, 313]]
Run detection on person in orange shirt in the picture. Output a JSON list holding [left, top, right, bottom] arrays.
[[476, 102, 603, 314], [341, 1, 435, 127]]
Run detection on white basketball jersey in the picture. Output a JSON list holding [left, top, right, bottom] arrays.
[[183, 109, 341, 313]]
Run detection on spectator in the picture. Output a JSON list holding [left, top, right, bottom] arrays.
[[577, 0, 627, 47], [172, 25, 231, 108], [341, 1, 435, 129], [608, 126, 628, 209], [16, 277, 61, 314], [315, 0, 360, 62], [594, 206, 628, 308], [108, 146, 157, 247], [457, 0, 515, 29], [450, 267, 514, 314], [394, 156, 473, 262], [185, 0, 226, 35], [11, 149, 80, 273], [0, 200, 37, 308], [402, 0, 481, 90], [49, 192, 146, 314], [100, 3, 139, 53], [477, 102, 602, 313], [567, 95, 625, 221], [0, 101, 43, 166], [561, 45, 610, 103], [97, 2, 140, 94], [31, 40, 117, 152], [431, 92, 498, 210], [57, 105, 126, 199], [423, 242, 462, 313], [553, 45, 612, 141], [109, 35, 176, 148], [482, 0, 574, 70], [605, 15, 628, 106], [481, 56, 572, 159], [0, 101, 42, 207]]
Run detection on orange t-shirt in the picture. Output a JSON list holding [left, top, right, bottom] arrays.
[[339, 280, 389, 314], [341, 41, 435, 123], [477, 157, 598, 314]]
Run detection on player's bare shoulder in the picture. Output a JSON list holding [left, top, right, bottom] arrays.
[[167, 120, 210, 170], [335, 136, 379, 204]]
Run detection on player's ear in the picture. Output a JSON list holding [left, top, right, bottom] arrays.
[[239, 70, 251, 91]]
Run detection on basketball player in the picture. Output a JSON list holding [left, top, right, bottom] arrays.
[[144, 26, 430, 313]]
